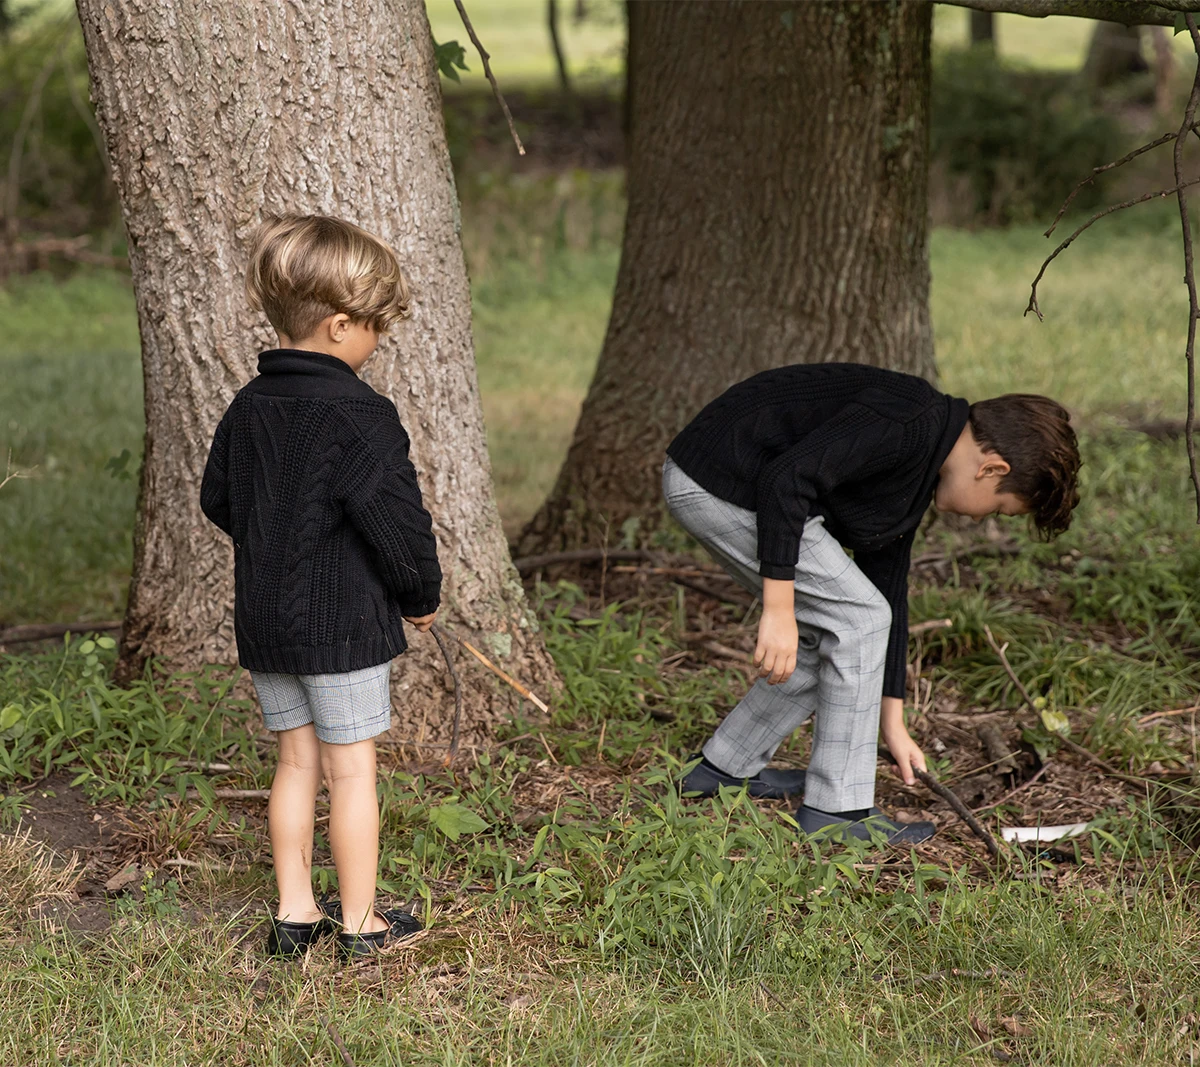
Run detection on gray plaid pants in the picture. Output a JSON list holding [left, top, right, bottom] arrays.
[[662, 457, 890, 812]]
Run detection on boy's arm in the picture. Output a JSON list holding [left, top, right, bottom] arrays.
[[340, 408, 442, 618], [855, 530, 927, 784], [851, 527, 916, 701], [199, 414, 233, 536], [754, 400, 905, 580]]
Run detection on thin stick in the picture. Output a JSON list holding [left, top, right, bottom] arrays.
[[511, 548, 654, 574], [0, 619, 121, 645], [971, 762, 1051, 814], [913, 768, 1001, 860], [1024, 178, 1200, 321], [1175, 12, 1200, 521], [320, 1015, 357, 1067], [451, 0, 526, 156], [908, 618, 953, 636], [982, 625, 1120, 775], [444, 628, 550, 713], [1138, 703, 1200, 727], [1044, 126, 1196, 238], [429, 624, 464, 764]]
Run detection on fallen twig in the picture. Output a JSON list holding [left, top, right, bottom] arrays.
[[914, 768, 1001, 860], [442, 627, 550, 713], [511, 548, 654, 574], [672, 575, 754, 606], [451, 0, 525, 156], [0, 619, 121, 645], [320, 1014, 357, 1067], [1138, 703, 1200, 727], [909, 618, 953, 636], [912, 966, 1016, 986], [972, 763, 1051, 813], [982, 625, 1120, 776], [429, 624, 464, 764]]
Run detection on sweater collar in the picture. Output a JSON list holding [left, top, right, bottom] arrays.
[[257, 349, 359, 379]]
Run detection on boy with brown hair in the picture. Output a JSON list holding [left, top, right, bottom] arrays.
[[201, 214, 441, 959], [666, 363, 1080, 845]]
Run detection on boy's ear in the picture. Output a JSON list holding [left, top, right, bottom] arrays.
[[327, 313, 352, 342], [976, 454, 1011, 480]]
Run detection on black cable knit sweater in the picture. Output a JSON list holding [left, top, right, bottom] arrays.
[[667, 363, 969, 698], [200, 349, 442, 674]]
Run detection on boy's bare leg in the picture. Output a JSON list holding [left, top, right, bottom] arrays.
[[270, 724, 324, 922], [320, 737, 388, 935]]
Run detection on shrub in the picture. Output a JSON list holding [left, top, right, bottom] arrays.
[[931, 49, 1123, 225]]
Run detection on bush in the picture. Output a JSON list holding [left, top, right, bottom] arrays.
[[0, 10, 118, 239], [931, 49, 1124, 225]]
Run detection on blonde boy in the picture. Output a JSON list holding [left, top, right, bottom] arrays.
[[201, 215, 440, 960]]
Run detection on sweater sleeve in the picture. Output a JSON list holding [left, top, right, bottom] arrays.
[[852, 527, 916, 699], [339, 406, 442, 618], [199, 413, 232, 536], [754, 400, 905, 580]]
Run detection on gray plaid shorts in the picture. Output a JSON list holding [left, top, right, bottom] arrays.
[[250, 662, 393, 744]]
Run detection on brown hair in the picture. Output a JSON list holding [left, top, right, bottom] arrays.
[[245, 214, 411, 340], [969, 394, 1081, 539]]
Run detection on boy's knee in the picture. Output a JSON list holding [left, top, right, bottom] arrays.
[[862, 589, 891, 634], [319, 739, 376, 783]]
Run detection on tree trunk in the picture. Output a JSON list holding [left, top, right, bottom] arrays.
[[74, 0, 557, 744], [1083, 23, 1149, 91], [548, 0, 574, 100], [969, 10, 996, 49], [518, 0, 935, 556]]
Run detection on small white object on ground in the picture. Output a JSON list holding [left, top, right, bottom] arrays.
[[1000, 823, 1089, 843]]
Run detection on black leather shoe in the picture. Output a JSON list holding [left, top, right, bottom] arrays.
[[266, 913, 335, 956], [794, 804, 936, 846], [335, 908, 423, 962], [680, 754, 807, 799]]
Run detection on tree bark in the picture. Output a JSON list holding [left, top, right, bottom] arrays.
[[518, 0, 935, 556], [74, 0, 556, 743], [1083, 22, 1150, 90]]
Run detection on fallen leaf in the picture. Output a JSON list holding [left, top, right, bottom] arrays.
[[999, 1015, 1032, 1037], [104, 863, 141, 893]]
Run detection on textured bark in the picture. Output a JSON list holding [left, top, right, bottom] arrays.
[[519, 0, 936, 556], [941, 0, 1196, 27], [75, 0, 556, 742]]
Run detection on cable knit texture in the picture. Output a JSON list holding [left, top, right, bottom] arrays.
[[667, 363, 968, 697], [200, 349, 441, 674]]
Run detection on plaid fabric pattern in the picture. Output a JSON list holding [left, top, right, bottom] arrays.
[[663, 458, 890, 812], [251, 662, 393, 744]]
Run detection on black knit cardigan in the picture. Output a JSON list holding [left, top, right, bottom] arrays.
[[667, 363, 969, 698], [200, 349, 441, 674]]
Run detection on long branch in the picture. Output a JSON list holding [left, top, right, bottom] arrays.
[[938, 0, 1200, 26], [451, 0, 526, 156], [1024, 178, 1200, 321], [1045, 126, 1198, 238], [1175, 13, 1200, 521]]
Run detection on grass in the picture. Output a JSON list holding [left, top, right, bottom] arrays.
[[4, 180, 1200, 622], [3, 138, 1200, 1067]]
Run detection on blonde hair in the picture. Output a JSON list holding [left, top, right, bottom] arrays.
[[245, 214, 411, 340]]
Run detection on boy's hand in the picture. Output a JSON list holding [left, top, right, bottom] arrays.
[[755, 578, 798, 685], [404, 611, 438, 633], [880, 697, 927, 785], [754, 608, 798, 685]]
